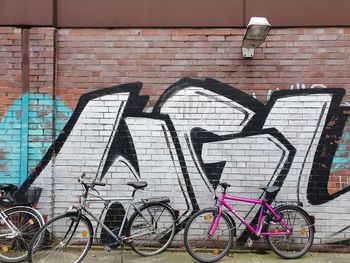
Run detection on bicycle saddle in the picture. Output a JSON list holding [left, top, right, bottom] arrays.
[[219, 182, 231, 189], [127, 181, 147, 190], [260, 186, 280, 194]]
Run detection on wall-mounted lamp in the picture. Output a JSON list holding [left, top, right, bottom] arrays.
[[242, 17, 271, 58]]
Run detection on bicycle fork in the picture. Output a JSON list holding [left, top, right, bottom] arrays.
[[59, 214, 83, 247], [207, 207, 222, 237]]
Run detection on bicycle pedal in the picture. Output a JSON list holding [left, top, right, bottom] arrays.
[[104, 245, 112, 252], [106, 240, 121, 250]]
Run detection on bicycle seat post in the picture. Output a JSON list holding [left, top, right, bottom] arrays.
[[131, 189, 136, 198]]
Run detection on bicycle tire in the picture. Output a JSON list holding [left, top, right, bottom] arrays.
[[184, 208, 234, 263], [28, 212, 93, 263], [265, 205, 314, 259], [0, 206, 44, 263], [127, 203, 176, 256]]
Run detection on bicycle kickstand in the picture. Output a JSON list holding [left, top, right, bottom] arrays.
[[120, 243, 125, 263]]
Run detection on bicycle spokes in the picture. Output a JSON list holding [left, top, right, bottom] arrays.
[[184, 209, 233, 262], [29, 213, 92, 263], [266, 206, 314, 259], [0, 207, 44, 262], [128, 203, 176, 256]]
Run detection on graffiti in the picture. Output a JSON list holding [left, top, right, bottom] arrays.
[[17, 78, 350, 245], [0, 94, 71, 185], [262, 83, 328, 101]]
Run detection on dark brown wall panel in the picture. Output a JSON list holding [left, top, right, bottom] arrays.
[[1, 0, 350, 27], [0, 0, 53, 26], [57, 0, 244, 27], [246, 0, 350, 27]]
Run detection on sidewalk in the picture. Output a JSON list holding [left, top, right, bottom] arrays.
[[80, 250, 350, 263]]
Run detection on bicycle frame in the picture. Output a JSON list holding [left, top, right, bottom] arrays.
[[0, 210, 18, 238], [84, 196, 134, 240], [209, 193, 291, 238], [72, 193, 161, 244]]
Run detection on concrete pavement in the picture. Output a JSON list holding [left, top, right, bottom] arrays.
[[79, 249, 350, 263]]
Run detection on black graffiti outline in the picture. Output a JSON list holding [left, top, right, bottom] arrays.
[[296, 102, 327, 203], [308, 106, 350, 205], [162, 124, 192, 219], [194, 90, 251, 126], [154, 77, 264, 115], [117, 112, 201, 215], [190, 127, 296, 189], [21, 82, 146, 190], [153, 77, 266, 192], [242, 87, 348, 205], [96, 100, 125, 179], [184, 133, 214, 193]]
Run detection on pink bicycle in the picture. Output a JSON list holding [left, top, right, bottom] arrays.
[[184, 182, 315, 262]]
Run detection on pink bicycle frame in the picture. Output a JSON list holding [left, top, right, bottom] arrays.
[[208, 193, 291, 237]]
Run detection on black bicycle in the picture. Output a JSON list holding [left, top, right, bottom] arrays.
[[28, 174, 177, 263]]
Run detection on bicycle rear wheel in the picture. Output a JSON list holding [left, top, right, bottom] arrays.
[[0, 206, 44, 263], [28, 212, 93, 263], [127, 203, 176, 256], [184, 208, 234, 263], [266, 205, 314, 259]]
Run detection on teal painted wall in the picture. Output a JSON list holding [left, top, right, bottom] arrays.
[[0, 94, 71, 185]]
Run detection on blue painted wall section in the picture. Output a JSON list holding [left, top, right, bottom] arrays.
[[331, 121, 350, 172], [0, 94, 72, 185], [328, 119, 350, 193], [0, 97, 21, 184], [20, 93, 29, 185]]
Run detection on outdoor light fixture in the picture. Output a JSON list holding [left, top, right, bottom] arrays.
[[242, 17, 271, 58]]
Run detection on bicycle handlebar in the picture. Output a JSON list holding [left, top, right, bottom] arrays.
[[93, 181, 106, 187], [78, 173, 106, 189]]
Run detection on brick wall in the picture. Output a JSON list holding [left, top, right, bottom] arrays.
[[28, 28, 56, 174], [55, 28, 350, 105], [0, 27, 22, 184], [1, 27, 350, 248]]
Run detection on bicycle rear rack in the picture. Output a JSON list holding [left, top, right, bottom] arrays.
[[141, 196, 170, 205], [273, 200, 303, 207]]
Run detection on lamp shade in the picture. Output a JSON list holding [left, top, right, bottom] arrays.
[[242, 17, 271, 49]]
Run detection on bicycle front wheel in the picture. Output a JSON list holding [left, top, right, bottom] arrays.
[[127, 203, 176, 256], [266, 205, 314, 259], [28, 212, 93, 263], [0, 206, 44, 263], [184, 208, 234, 263]]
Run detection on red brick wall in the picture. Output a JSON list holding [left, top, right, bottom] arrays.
[[29, 28, 55, 95], [0, 27, 22, 118], [0, 28, 22, 181], [0, 27, 55, 118], [54, 28, 350, 107], [28, 28, 56, 173]]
